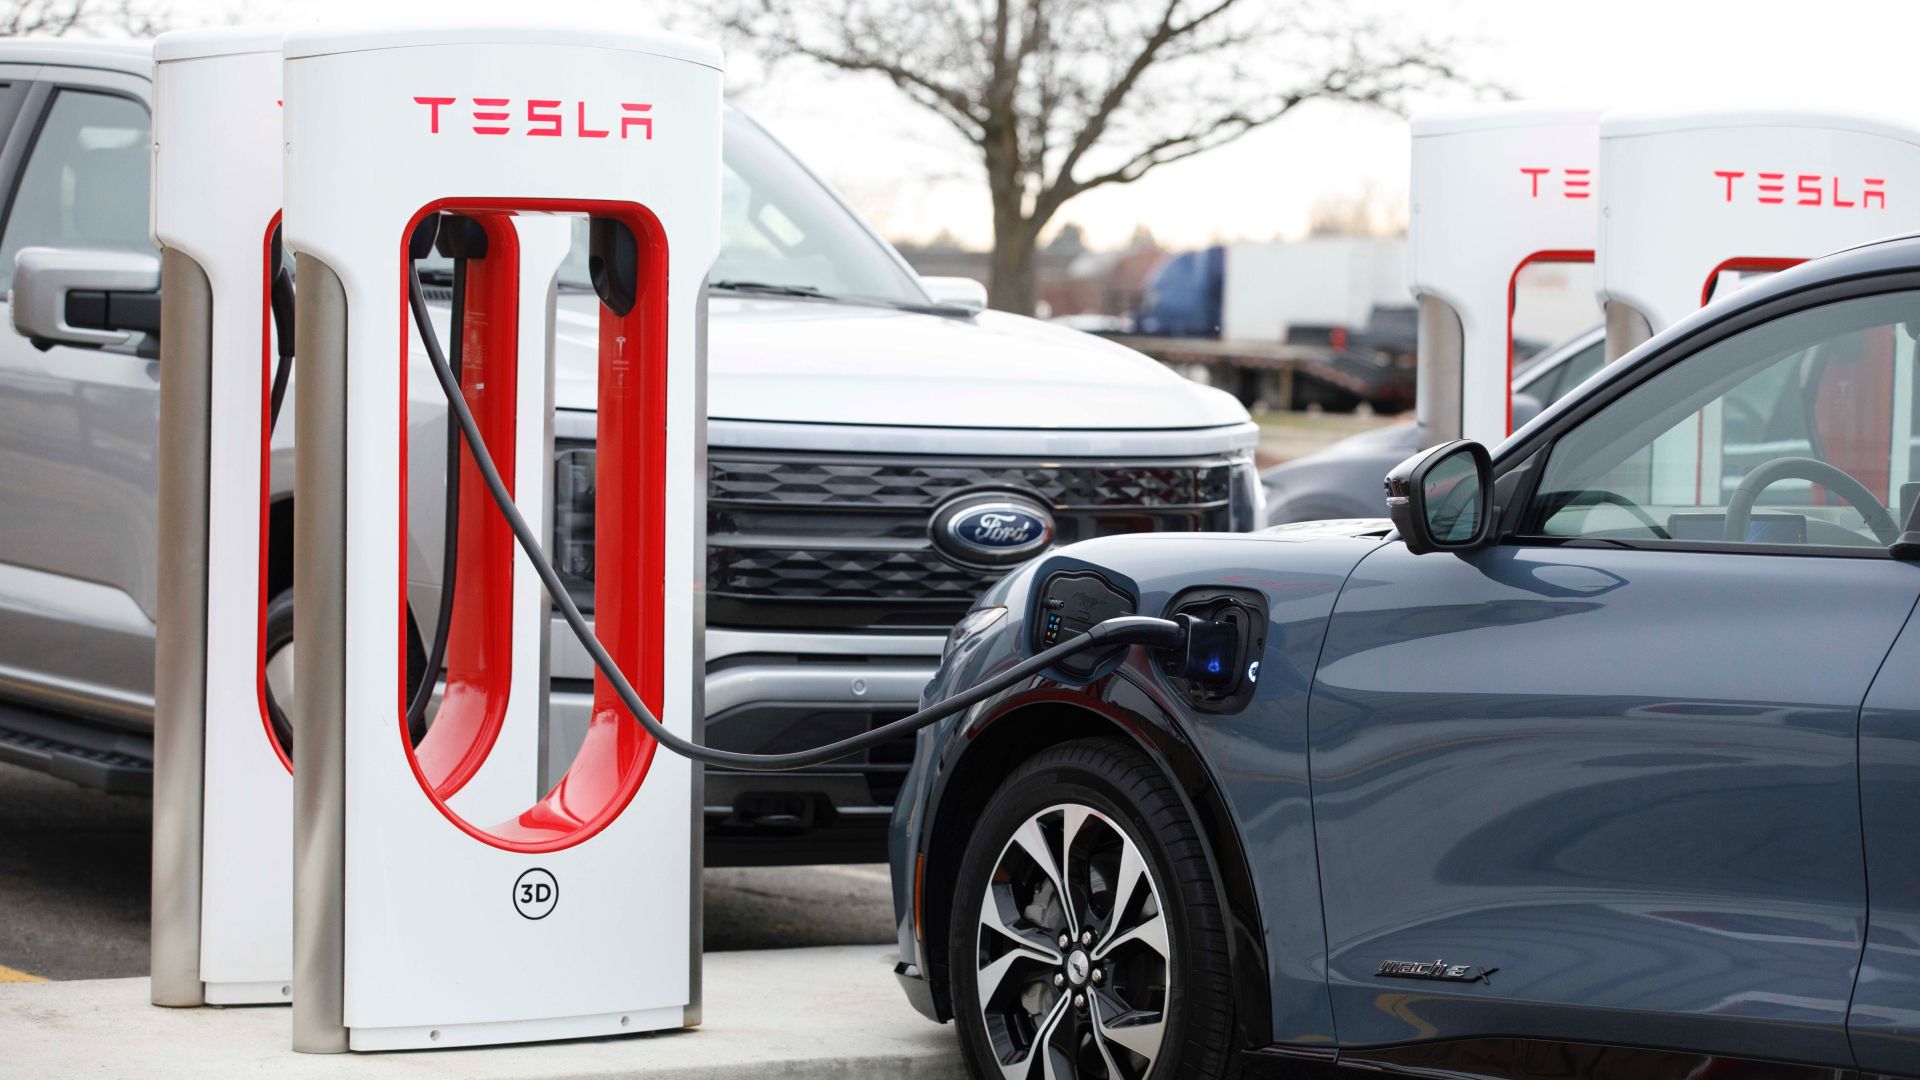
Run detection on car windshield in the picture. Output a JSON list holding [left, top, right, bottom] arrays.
[[419, 111, 928, 308], [1514, 332, 1606, 407]]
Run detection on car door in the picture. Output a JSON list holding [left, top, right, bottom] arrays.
[[1853, 604, 1920, 1077], [0, 71, 158, 727], [1307, 286, 1920, 1068]]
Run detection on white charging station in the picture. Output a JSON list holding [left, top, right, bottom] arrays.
[[1409, 106, 1602, 446], [149, 28, 292, 1008], [1598, 109, 1920, 357], [283, 25, 719, 1052]]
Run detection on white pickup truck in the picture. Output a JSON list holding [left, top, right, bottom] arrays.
[[0, 39, 1263, 864]]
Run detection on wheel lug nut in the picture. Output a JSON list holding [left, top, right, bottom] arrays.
[[1058, 933, 1070, 949], [1074, 993, 1086, 1009], [1081, 931, 1093, 946], [1091, 968, 1104, 984], [1053, 973, 1065, 989]]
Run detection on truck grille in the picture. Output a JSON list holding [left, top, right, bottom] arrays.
[[554, 442, 1242, 631], [708, 456, 1233, 510]]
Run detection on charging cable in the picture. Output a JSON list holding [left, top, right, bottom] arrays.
[[405, 262, 1187, 770]]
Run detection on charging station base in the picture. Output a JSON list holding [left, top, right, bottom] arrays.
[[0, 947, 957, 1077]]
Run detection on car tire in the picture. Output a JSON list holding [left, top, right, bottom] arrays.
[[262, 588, 297, 755], [260, 587, 429, 757], [948, 737, 1237, 1080]]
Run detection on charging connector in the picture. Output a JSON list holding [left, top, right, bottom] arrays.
[[1157, 588, 1266, 712], [1173, 613, 1241, 688]]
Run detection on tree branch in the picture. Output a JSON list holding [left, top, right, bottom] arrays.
[[703, 0, 1492, 311]]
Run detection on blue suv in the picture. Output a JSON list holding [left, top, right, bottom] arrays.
[[889, 233, 1920, 1079]]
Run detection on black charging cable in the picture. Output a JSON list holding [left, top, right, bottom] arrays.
[[404, 260, 1187, 770], [267, 226, 296, 429], [402, 216, 488, 746], [263, 226, 299, 756]]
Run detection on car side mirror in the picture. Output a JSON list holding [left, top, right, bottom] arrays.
[[1511, 392, 1545, 430], [919, 275, 987, 311], [1385, 439, 1494, 555], [10, 246, 161, 351]]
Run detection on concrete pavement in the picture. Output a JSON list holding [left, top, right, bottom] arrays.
[[0, 761, 898, 981], [0, 944, 964, 1079]]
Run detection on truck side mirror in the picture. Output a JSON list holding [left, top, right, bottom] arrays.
[[919, 275, 987, 311], [1385, 439, 1493, 555], [10, 246, 160, 351]]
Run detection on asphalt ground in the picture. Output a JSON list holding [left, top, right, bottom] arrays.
[[0, 760, 896, 982]]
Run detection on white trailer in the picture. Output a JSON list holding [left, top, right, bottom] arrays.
[[1220, 237, 1408, 343]]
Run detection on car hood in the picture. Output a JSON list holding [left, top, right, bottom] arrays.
[[1259, 518, 1394, 542], [552, 292, 1250, 430]]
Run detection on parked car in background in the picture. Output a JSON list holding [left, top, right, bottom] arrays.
[[890, 235, 1920, 1077], [0, 39, 1263, 867], [1262, 325, 1606, 524]]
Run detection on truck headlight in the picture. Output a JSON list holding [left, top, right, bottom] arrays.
[[1227, 455, 1265, 532]]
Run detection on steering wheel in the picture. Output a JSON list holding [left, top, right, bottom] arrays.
[[1725, 456, 1900, 545]]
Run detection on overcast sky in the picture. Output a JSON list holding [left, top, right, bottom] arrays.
[[167, 0, 1920, 249]]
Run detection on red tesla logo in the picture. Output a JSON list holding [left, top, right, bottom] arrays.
[[412, 96, 654, 140], [1519, 167, 1592, 200], [1714, 170, 1885, 208]]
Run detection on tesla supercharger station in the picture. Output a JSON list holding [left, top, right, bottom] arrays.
[[1598, 109, 1920, 357], [150, 25, 558, 1014], [149, 29, 292, 1008], [1409, 106, 1602, 446], [284, 25, 718, 1052], [1597, 109, 1920, 506]]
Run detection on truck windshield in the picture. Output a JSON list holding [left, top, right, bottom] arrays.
[[420, 112, 928, 309]]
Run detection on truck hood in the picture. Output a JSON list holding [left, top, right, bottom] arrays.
[[552, 292, 1249, 430]]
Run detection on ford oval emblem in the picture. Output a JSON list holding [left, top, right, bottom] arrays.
[[931, 494, 1055, 567]]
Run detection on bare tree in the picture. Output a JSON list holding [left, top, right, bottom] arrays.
[[0, 0, 168, 38], [714, 0, 1478, 313]]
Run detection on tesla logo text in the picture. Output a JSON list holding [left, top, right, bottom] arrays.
[[1714, 170, 1885, 208], [413, 96, 653, 140], [1519, 167, 1592, 200]]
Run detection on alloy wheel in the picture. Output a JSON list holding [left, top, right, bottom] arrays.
[[974, 802, 1170, 1080]]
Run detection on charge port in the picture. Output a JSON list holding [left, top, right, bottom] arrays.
[[1159, 588, 1267, 713]]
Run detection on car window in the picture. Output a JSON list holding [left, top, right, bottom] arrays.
[[1515, 337, 1605, 408], [1528, 291, 1920, 551], [1544, 339, 1607, 405], [0, 89, 152, 294], [1518, 355, 1565, 404], [0, 82, 30, 149]]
